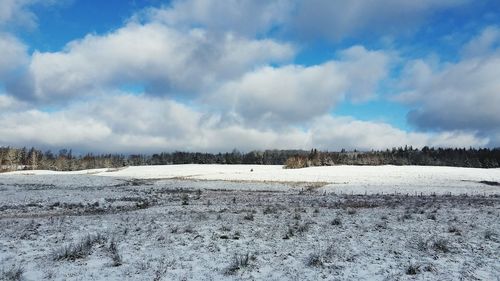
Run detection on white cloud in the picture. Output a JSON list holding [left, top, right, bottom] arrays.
[[0, 0, 64, 29], [310, 115, 488, 150], [0, 110, 112, 148], [397, 27, 500, 135], [0, 0, 37, 28], [336, 46, 391, 102], [144, 0, 293, 36], [0, 95, 487, 153], [0, 33, 28, 78], [0, 94, 307, 152], [20, 22, 294, 102], [0, 94, 28, 112], [145, 0, 472, 42], [210, 46, 390, 126], [292, 0, 469, 41], [391, 26, 500, 147], [212, 63, 347, 126], [461, 26, 500, 58]]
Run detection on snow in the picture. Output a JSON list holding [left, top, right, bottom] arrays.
[[1, 165, 499, 280], [5, 164, 500, 195]]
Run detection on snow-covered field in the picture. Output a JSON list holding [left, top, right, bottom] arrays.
[[1, 165, 499, 280], [6, 164, 500, 195]]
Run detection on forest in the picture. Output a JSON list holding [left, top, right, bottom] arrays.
[[0, 146, 499, 172]]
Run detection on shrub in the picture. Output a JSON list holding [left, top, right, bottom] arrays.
[[400, 213, 412, 221], [484, 229, 497, 241], [331, 217, 342, 226], [426, 213, 437, 220], [283, 225, 295, 239], [181, 194, 189, 205], [263, 206, 278, 215], [406, 263, 421, 275], [432, 238, 451, 253], [0, 265, 24, 281], [243, 213, 254, 221], [448, 225, 461, 235], [283, 156, 308, 169], [107, 240, 122, 267], [305, 253, 323, 267], [53, 233, 107, 261], [347, 209, 357, 215], [225, 253, 251, 275], [296, 223, 310, 234]]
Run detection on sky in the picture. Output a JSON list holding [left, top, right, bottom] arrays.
[[0, 0, 499, 153]]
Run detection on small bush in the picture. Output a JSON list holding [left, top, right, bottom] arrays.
[[331, 217, 342, 226], [220, 225, 231, 232], [448, 225, 461, 235], [283, 156, 308, 169], [263, 206, 278, 215], [181, 194, 189, 205], [296, 223, 310, 234], [53, 233, 107, 261], [283, 225, 295, 239], [426, 213, 437, 220], [305, 253, 323, 267], [183, 225, 194, 233], [415, 238, 429, 252], [243, 213, 254, 221], [107, 240, 122, 267], [484, 229, 497, 241], [400, 213, 412, 221], [225, 253, 250, 275], [432, 239, 450, 253], [406, 263, 421, 275], [325, 244, 337, 257], [0, 265, 24, 281], [347, 209, 357, 215]]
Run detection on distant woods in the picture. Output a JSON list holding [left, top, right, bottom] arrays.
[[283, 147, 500, 169], [0, 146, 499, 172]]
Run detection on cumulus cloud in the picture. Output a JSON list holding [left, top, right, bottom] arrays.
[[0, 94, 28, 112], [461, 26, 500, 58], [144, 0, 293, 36], [0, 0, 64, 29], [210, 46, 390, 126], [145, 0, 473, 42], [211, 63, 347, 126], [0, 33, 29, 79], [0, 110, 112, 148], [396, 26, 500, 138], [0, 94, 487, 152], [0, 0, 38, 28], [310, 116, 488, 150], [12, 22, 294, 102], [0, 95, 307, 152], [292, 0, 469, 41]]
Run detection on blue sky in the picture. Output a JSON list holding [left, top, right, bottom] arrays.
[[0, 0, 499, 153]]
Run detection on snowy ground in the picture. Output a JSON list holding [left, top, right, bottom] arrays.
[[6, 164, 500, 195], [1, 165, 499, 280]]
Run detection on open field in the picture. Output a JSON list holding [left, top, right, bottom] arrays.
[[1, 165, 499, 280], [5, 165, 500, 195]]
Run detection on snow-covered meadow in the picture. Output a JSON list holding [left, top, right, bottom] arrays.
[[1, 165, 499, 280]]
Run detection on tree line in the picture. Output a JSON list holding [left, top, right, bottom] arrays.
[[0, 146, 499, 172], [284, 147, 500, 169]]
